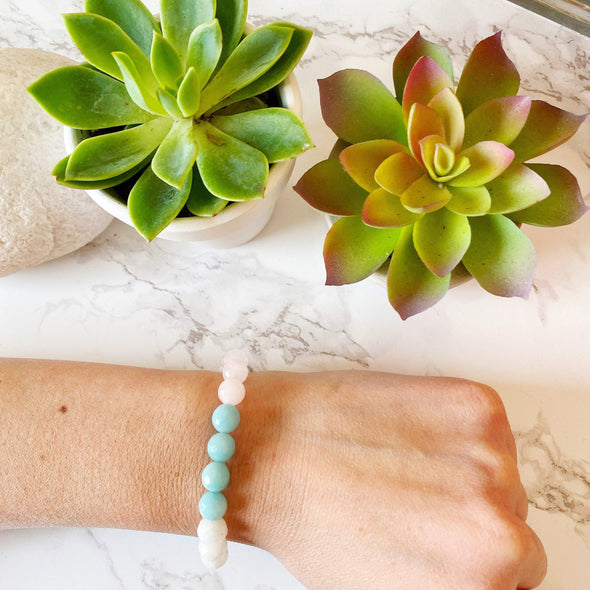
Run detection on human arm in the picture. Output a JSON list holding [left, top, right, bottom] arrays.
[[0, 358, 546, 589]]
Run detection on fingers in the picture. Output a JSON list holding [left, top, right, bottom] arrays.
[[517, 523, 547, 589]]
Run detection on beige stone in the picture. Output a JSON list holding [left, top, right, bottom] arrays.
[[0, 48, 112, 277]]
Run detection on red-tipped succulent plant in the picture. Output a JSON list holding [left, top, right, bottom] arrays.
[[295, 31, 588, 319]]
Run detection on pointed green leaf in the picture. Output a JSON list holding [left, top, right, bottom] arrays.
[[401, 174, 452, 213], [293, 158, 368, 216], [186, 164, 229, 216], [339, 140, 407, 192], [362, 188, 422, 228], [402, 56, 453, 122], [324, 216, 402, 285], [214, 22, 313, 110], [450, 141, 514, 187], [65, 118, 172, 181], [447, 185, 491, 216], [393, 31, 454, 101], [214, 97, 267, 116], [509, 100, 587, 162], [387, 225, 450, 319], [193, 120, 268, 200], [160, 0, 216, 64], [413, 207, 471, 277], [463, 96, 531, 149], [151, 32, 183, 90], [112, 52, 167, 115], [210, 108, 312, 163], [152, 119, 198, 189], [375, 152, 424, 197], [427, 87, 464, 152], [53, 154, 150, 189], [186, 20, 223, 89], [199, 25, 294, 115], [318, 69, 406, 145], [487, 163, 550, 214], [456, 32, 520, 116], [508, 163, 588, 226], [463, 215, 536, 297], [84, 0, 160, 56], [156, 88, 183, 118], [407, 102, 445, 166], [129, 165, 192, 241], [63, 13, 155, 84], [215, 0, 247, 68], [27, 65, 154, 129], [177, 68, 201, 117]]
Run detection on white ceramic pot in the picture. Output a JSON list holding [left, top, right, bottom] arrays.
[[64, 72, 303, 247]]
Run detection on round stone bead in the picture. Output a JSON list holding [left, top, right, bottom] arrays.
[[199, 537, 228, 570], [218, 378, 246, 405], [197, 518, 228, 541], [207, 432, 235, 462], [212, 404, 241, 433], [222, 360, 249, 383], [202, 461, 230, 492], [199, 491, 228, 520], [223, 349, 248, 367]]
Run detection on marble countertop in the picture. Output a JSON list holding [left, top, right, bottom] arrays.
[[1, 0, 589, 588]]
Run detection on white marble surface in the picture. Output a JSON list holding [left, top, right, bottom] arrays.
[[1, 0, 590, 588]]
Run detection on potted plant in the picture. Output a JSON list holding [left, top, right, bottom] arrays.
[[295, 31, 588, 319], [28, 0, 313, 246]]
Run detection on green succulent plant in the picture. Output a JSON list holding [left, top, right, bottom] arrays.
[[295, 31, 588, 319], [28, 0, 313, 240]]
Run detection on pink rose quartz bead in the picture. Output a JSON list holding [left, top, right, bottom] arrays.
[[218, 378, 246, 405], [223, 349, 248, 367], [222, 360, 249, 383]]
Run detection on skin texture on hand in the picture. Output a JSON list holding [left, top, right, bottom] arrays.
[[0, 360, 546, 590]]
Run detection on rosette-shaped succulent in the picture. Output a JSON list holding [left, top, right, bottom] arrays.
[[295, 32, 588, 319], [29, 0, 313, 240]]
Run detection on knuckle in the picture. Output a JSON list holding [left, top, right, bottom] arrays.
[[461, 381, 509, 430]]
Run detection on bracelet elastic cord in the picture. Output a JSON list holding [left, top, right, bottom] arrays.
[[198, 350, 248, 570]]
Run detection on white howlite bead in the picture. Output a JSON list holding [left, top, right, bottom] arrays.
[[222, 361, 249, 383], [197, 518, 228, 541], [199, 538, 229, 570], [223, 349, 248, 368], [218, 378, 246, 405]]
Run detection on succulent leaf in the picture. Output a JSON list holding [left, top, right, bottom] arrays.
[[449, 141, 514, 187], [374, 152, 424, 197], [456, 32, 520, 116], [151, 32, 183, 90], [160, 0, 215, 64], [63, 13, 155, 85], [413, 207, 471, 276], [463, 215, 536, 297], [177, 68, 202, 117], [84, 0, 160, 57], [446, 185, 491, 216], [318, 70, 406, 145], [407, 103, 446, 166], [186, 163, 230, 216], [214, 23, 312, 110], [362, 188, 422, 228], [27, 65, 154, 129], [215, 0, 248, 68], [293, 158, 368, 216], [509, 100, 587, 162], [387, 225, 450, 319], [152, 119, 198, 189], [156, 88, 183, 118], [463, 95, 531, 149], [339, 140, 408, 192], [427, 87, 464, 152], [324, 216, 402, 285], [193, 120, 268, 201], [401, 174, 452, 213], [186, 20, 223, 89], [392, 31, 453, 100], [128, 165, 192, 241], [210, 108, 312, 162], [198, 25, 294, 115], [112, 51, 167, 115], [508, 163, 588, 226], [420, 136, 470, 182], [487, 162, 550, 214], [65, 117, 172, 181], [402, 56, 453, 122]]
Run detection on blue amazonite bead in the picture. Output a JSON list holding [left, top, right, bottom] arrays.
[[199, 491, 228, 520], [202, 461, 230, 492], [212, 404, 241, 433], [207, 432, 235, 462]]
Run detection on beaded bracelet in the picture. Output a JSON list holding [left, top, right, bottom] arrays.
[[197, 350, 248, 570]]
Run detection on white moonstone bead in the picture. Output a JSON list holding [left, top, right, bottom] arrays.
[[199, 538, 228, 570], [222, 360, 249, 383], [218, 378, 246, 405], [197, 518, 228, 541], [223, 349, 248, 367]]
